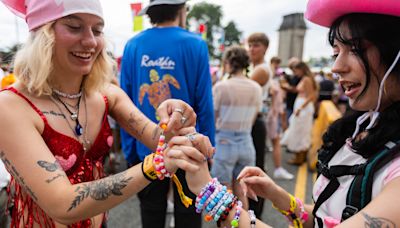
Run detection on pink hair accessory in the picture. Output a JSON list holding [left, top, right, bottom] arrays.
[[305, 0, 400, 27], [1, 0, 103, 31]]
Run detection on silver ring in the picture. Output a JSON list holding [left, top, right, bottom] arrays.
[[180, 116, 187, 125], [186, 132, 197, 141], [174, 108, 184, 115]]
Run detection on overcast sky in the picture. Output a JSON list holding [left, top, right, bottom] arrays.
[[0, 0, 332, 61]]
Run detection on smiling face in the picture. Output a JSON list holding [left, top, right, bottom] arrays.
[[52, 13, 105, 78], [330, 22, 387, 111]]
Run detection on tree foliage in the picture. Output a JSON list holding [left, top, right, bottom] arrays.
[[224, 21, 242, 47], [0, 44, 21, 67], [187, 2, 242, 59]]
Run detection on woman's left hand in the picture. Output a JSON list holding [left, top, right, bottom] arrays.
[[174, 127, 215, 159], [156, 99, 197, 133], [163, 133, 209, 174]]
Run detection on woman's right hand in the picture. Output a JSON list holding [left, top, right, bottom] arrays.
[[237, 166, 279, 201]]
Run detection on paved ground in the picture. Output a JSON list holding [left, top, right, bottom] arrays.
[[107, 147, 316, 228]]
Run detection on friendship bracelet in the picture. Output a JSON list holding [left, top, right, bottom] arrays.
[[248, 210, 256, 228], [230, 200, 242, 228], [208, 189, 231, 221], [213, 191, 234, 222], [153, 124, 192, 208], [272, 193, 303, 228], [217, 197, 238, 227], [196, 180, 218, 213], [296, 197, 309, 223]]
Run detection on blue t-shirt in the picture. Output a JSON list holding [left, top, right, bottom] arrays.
[[120, 26, 215, 164]]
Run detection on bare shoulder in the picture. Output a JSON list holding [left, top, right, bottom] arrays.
[[250, 66, 270, 86], [101, 83, 125, 110]]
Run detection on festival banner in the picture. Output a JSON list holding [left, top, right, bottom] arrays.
[[130, 3, 143, 32]]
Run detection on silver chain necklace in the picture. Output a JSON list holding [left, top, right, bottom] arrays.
[[50, 93, 90, 151]]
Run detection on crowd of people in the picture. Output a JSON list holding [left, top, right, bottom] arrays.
[[0, 0, 399, 227]]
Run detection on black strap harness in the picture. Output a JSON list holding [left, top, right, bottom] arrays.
[[312, 140, 400, 227]]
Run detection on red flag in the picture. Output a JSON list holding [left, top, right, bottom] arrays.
[[130, 3, 143, 32]]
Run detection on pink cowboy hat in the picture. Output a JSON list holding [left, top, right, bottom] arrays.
[[305, 0, 400, 27], [1, 0, 103, 31]]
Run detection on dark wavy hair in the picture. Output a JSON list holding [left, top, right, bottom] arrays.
[[147, 4, 185, 24], [321, 13, 400, 158], [223, 45, 250, 76]]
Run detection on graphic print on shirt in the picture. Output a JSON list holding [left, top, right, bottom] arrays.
[[139, 69, 180, 110]]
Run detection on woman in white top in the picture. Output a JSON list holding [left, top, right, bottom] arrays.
[[211, 45, 262, 210]]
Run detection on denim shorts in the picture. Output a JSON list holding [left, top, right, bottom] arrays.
[[211, 130, 256, 184]]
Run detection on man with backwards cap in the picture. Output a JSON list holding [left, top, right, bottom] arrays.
[[120, 1, 215, 227]]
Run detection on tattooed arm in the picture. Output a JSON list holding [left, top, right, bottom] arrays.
[[338, 177, 400, 227], [0, 90, 204, 225], [105, 83, 197, 151]]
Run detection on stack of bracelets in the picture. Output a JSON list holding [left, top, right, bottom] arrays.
[[142, 124, 193, 208], [272, 193, 308, 228], [195, 178, 243, 228]]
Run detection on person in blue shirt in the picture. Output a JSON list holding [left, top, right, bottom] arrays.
[[120, 1, 215, 227]]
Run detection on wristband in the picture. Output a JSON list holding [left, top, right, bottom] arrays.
[[272, 193, 303, 228], [142, 153, 157, 181]]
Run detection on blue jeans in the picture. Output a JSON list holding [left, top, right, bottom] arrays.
[[211, 130, 256, 183]]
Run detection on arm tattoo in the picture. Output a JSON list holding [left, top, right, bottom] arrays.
[[46, 173, 66, 183], [152, 126, 160, 141], [42, 110, 66, 119], [37, 160, 61, 172], [126, 112, 145, 138], [140, 121, 150, 135], [68, 172, 133, 211], [0, 150, 38, 202], [362, 212, 396, 228]]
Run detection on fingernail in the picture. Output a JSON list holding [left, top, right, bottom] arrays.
[[254, 196, 258, 202]]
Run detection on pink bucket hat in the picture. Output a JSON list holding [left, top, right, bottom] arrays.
[[1, 0, 103, 31], [305, 0, 400, 27]]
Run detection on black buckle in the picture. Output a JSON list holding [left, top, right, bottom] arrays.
[[341, 205, 359, 221]]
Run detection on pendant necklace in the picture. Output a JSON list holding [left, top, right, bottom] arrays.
[[53, 93, 83, 136], [50, 93, 90, 151]]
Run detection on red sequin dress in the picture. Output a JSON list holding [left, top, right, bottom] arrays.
[[5, 87, 113, 228]]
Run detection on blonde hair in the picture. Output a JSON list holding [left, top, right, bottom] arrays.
[[13, 22, 114, 96]]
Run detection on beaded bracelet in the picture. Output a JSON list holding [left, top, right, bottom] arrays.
[[195, 179, 218, 213], [217, 197, 238, 227], [205, 185, 227, 214], [202, 184, 222, 213], [248, 210, 256, 228], [208, 190, 231, 221], [213, 191, 234, 222], [272, 193, 302, 228], [295, 197, 309, 223], [230, 200, 243, 228], [153, 124, 192, 208]]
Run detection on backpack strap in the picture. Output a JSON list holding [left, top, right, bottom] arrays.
[[342, 140, 400, 221], [313, 161, 366, 227]]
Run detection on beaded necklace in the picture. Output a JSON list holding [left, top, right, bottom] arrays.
[[52, 88, 83, 99]]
